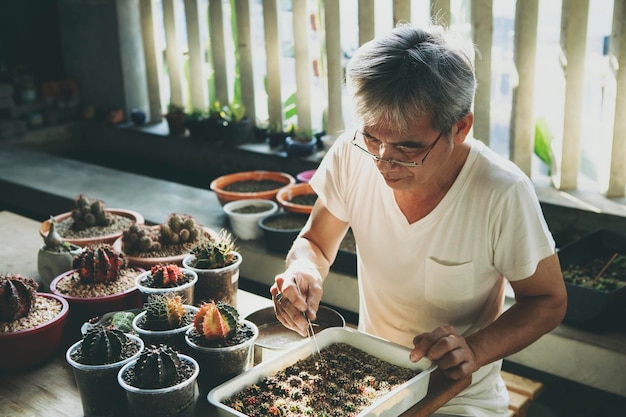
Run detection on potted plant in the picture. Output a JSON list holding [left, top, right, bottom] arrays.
[[184, 108, 209, 138], [131, 293, 198, 353], [50, 244, 143, 329], [215, 100, 252, 147], [120, 213, 217, 269], [164, 103, 186, 135], [117, 344, 199, 417], [39, 194, 145, 247], [209, 170, 296, 206], [276, 182, 318, 214], [182, 229, 242, 306], [37, 215, 84, 291], [284, 124, 317, 157], [184, 301, 258, 395], [135, 263, 198, 305], [0, 274, 70, 370], [66, 324, 144, 417], [222, 198, 279, 240], [258, 211, 309, 255]]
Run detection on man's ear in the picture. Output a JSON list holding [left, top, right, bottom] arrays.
[[452, 112, 473, 144]]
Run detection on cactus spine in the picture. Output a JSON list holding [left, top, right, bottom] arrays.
[[193, 301, 239, 340], [131, 344, 181, 389], [143, 294, 187, 330], [80, 325, 128, 365], [149, 264, 183, 288], [0, 274, 37, 322], [122, 223, 161, 254], [72, 244, 126, 284], [159, 213, 200, 245], [70, 194, 113, 231], [189, 229, 237, 269]]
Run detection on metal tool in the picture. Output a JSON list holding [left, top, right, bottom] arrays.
[[294, 280, 324, 363]]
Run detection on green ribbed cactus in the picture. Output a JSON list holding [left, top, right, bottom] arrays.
[[122, 223, 161, 254], [189, 229, 237, 269], [0, 274, 37, 322], [70, 194, 113, 231], [159, 213, 200, 245], [131, 344, 181, 389], [79, 325, 128, 365], [143, 294, 186, 331], [72, 244, 126, 284]]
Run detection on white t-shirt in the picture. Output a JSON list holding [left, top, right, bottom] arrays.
[[310, 133, 556, 416]]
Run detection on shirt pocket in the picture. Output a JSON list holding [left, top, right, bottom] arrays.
[[424, 258, 475, 311]]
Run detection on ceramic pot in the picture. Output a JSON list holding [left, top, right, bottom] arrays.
[[37, 243, 84, 291], [220, 117, 253, 147], [222, 199, 279, 240], [258, 212, 308, 255], [276, 182, 317, 214], [50, 269, 143, 329], [131, 305, 199, 354], [285, 135, 316, 157], [182, 252, 242, 306], [296, 169, 317, 183], [135, 267, 198, 305], [184, 320, 258, 395], [210, 170, 295, 206], [39, 209, 145, 247], [0, 293, 69, 370], [66, 334, 144, 417], [117, 354, 199, 417]]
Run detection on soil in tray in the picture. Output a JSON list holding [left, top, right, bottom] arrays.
[[223, 180, 286, 193], [562, 252, 626, 292]]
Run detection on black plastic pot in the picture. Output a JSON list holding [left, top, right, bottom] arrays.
[[258, 212, 308, 255]]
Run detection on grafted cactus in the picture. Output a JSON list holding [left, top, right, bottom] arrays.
[[143, 294, 186, 331], [72, 244, 126, 284], [149, 264, 183, 288], [131, 344, 181, 389], [159, 213, 200, 245], [0, 274, 37, 322], [189, 229, 237, 269], [122, 223, 161, 254], [79, 325, 128, 365], [70, 194, 113, 231], [193, 301, 238, 340]]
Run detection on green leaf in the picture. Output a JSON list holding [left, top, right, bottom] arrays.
[[534, 117, 553, 174]]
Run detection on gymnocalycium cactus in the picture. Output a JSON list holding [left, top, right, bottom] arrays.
[[79, 325, 129, 365], [149, 264, 183, 288], [72, 244, 126, 284], [143, 294, 187, 331], [122, 223, 161, 254], [70, 194, 113, 231], [159, 213, 201, 245], [131, 344, 181, 389], [0, 274, 37, 322], [189, 229, 237, 269], [193, 301, 238, 340]]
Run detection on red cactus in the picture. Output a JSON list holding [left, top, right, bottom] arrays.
[[193, 301, 238, 340], [150, 264, 183, 287], [72, 244, 126, 284], [0, 274, 38, 321]]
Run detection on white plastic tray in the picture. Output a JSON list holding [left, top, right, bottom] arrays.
[[208, 327, 437, 417]]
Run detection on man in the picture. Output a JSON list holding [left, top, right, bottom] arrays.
[[271, 23, 567, 416]]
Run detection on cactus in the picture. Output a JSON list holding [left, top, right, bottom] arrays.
[[193, 301, 239, 340], [143, 294, 187, 331], [159, 213, 200, 245], [149, 264, 183, 288], [72, 244, 126, 284], [189, 229, 237, 269], [131, 344, 181, 389], [79, 325, 128, 365], [0, 274, 37, 322], [122, 223, 161, 254], [70, 194, 113, 231]]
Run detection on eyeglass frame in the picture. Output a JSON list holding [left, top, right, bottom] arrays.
[[350, 129, 443, 167]]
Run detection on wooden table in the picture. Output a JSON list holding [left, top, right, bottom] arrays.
[[0, 210, 469, 416]]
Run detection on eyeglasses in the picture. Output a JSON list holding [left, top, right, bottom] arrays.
[[351, 129, 443, 167]]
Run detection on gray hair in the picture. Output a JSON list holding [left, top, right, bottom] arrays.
[[346, 24, 476, 134]]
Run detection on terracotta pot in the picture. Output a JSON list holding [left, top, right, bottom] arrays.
[[66, 334, 144, 417], [118, 353, 199, 417], [39, 209, 145, 247], [182, 252, 242, 306], [276, 183, 317, 214], [210, 170, 295, 206], [131, 305, 199, 354], [184, 320, 258, 396], [0, 293, 69, 370], [50, 269, 143, 328], [135, 267, 198, 305], [222, 199, 279, 240]]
